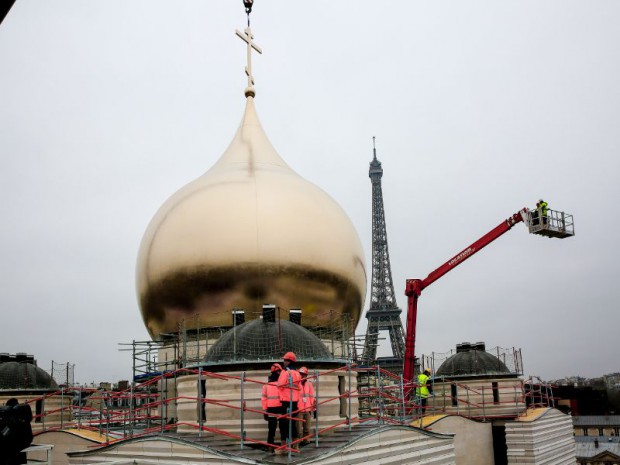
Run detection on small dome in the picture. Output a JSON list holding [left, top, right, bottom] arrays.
[[0, 362, 59, 391], [436, 342, 513, 378], [203, 319, 334, 365]]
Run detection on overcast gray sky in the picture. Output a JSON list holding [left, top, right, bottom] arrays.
[[1, 1, 618, 384]]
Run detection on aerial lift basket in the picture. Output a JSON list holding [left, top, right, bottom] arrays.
[[527, 209, 574, 239]]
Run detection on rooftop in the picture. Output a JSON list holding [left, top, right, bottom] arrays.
[[575, 437, 620, 460], [573, 415, 620, 427]]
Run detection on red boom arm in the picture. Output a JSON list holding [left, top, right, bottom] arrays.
[[402, 208, 528, 385]]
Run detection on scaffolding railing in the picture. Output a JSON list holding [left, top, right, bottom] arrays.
[[25, 364, 557, 458], [417, 346, 524, 378], [26, 365, 360, 453], [49, 361, 75, 387], [121, 313, 354, 382], [424, 377, 527, 419], [524, 376, 556, 409]]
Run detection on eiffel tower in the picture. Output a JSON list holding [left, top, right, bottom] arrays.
[[362, 138, 406, 364]]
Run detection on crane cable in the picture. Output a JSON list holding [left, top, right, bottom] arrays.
[[243, 0, 254, 27]]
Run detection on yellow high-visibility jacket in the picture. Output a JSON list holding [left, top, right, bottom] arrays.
[[416, 373, 430, 398]]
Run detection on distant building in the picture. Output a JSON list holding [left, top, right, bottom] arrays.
[[573, 416, 620, 464], [554, 384, 611, 415], [574, 415, 620, 437], [575, 436, 620, 464]]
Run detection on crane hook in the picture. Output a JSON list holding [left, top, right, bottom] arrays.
[[243, 0, 253, 15]]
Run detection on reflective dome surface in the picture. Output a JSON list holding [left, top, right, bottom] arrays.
[[204, 319, 335, 365], [0, 362, 59, 390], [137, 96, 366, 339], [436, 343, 513, 378]]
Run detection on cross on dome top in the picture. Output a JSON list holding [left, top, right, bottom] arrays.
[[235, 27, 262, 98]]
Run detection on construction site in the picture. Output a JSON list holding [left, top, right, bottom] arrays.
[[2, 96, 577, 465], [0, 172, 576, 464], [0, 1, 581, 464], [3, 71, 576, 465], [1, 335, 566, 465]]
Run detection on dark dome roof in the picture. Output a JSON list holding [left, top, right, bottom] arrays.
[[203, 319, 335, 365], [436, 343, 513, 378], [0, 362, 59, 390]]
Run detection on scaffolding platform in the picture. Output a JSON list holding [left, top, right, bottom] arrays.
[[527, 209, 574, 239]]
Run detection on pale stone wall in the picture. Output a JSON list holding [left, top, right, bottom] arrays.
[[66, 425, 455, 465], [32, 431, 100, 465], [156, 337, 353, 428], [176, 368, 357, 442], [315, 426, 455, 465], [157, 338, 218, 370], [505, 408, 576, 464], [430, 378, 526, 418], [424, 415, 494, 465], [318, 338, 349, 359], [155, 376, 178, 423]]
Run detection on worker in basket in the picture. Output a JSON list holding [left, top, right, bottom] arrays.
[[538, 198, 548, 225]]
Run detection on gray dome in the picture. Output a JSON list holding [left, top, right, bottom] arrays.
[[436, 342, 513, 378], [203, 319, 334, 365], [0, 362, 59, 390]]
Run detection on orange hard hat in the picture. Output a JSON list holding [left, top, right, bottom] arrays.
[[283, 352, 297, 362], [271, 363, 283, 373], [299, 366, 308, 375]]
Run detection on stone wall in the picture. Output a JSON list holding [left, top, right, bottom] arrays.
[[32, 430, 102, 465], [422, 415, 494, 465], [430, 377, 525, 418], [175, 368, 357, 442], [0, 393, 71, 431], [505, 408, 576, 464], [66, 425, 455, 465]]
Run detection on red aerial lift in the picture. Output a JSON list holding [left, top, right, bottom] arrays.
[[403, 206, 574, 386]]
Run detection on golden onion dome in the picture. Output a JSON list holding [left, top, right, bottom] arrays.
[[136, 95, 367, 339]]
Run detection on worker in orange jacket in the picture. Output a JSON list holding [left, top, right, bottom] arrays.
[[278, 351, 301, 445], [262, 363, 283, 448], [296, 366, 316, 445]]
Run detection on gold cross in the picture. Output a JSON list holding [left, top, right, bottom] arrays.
[[235, 27, 262, 96]]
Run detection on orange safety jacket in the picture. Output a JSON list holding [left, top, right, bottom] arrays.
[[262, 382, 282, 410], [278, 368, 301, 403], [298, 380, 316, 412]]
